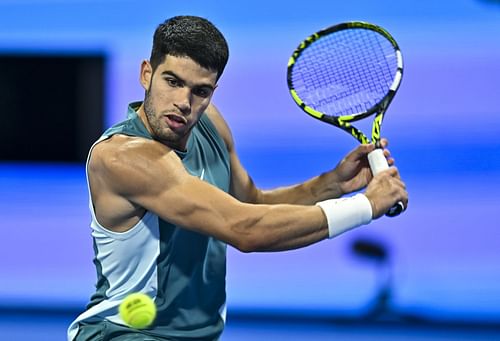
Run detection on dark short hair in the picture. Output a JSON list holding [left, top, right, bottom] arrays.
[[150, 16, 229, 80]]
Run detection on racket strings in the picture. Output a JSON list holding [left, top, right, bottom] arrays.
[[290, 28, 398, 117]]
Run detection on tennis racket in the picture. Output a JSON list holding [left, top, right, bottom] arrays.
[[287, 21, 405, 217]]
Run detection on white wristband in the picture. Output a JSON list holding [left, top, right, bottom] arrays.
[[316, 194, 373, 238]]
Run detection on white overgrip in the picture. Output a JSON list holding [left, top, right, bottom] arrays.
[[368, 148, 389, 175]]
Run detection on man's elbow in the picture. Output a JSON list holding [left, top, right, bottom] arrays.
[[231, 234, 266, 253], [224, 213, 272, 253]]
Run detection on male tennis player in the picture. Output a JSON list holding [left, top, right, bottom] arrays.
[[68, 15, 408, 341]]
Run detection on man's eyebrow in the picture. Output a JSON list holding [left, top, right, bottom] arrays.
[[161, 70, 183, 81], [160, 70, 215, 91]]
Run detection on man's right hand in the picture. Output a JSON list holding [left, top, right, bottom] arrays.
[[364, 167, 408, 219]]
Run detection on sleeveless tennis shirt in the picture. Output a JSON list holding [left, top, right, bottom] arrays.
[[68, 102, 231, 340]]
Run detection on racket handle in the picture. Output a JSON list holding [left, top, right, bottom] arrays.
[[367, 148, 405, 217]]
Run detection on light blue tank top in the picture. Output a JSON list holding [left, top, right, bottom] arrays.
[[68, 102, 231, 340]]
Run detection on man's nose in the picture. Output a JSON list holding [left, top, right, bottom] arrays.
[[174, 87, 192, 114]]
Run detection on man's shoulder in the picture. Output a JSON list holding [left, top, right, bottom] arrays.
[[88, 134, 185, 198], [204, 103, 233, 150], [205, 104, 224, 127], [93, 134, 152, 154], [90, 135, 173, 172]]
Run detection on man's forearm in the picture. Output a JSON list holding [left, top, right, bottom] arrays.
[[255, 170, 344, 205]]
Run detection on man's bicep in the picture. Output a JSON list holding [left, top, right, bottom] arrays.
[[141, 174, 238, 226], [111, 145, 248, 243], [132, 161, 262, 247]]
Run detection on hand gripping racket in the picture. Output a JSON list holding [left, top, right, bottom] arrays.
[[287, 21, 405, 217]]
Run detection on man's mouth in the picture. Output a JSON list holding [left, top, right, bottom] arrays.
[[164, 114, 187, 130]]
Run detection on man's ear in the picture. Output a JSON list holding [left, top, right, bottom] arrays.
[[140, 60, 152, 91]]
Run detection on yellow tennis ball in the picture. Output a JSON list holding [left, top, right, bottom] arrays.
[[119, 293, 157, 329]]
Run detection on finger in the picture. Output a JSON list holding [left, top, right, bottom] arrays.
[[361, 143, 376, 154], [391, 177, 406, 190], [398, 188, 409, 211], [383, 148, 392, 158], [389, 179, 408, 211], [379, 138, 389, 148], [383, 166, 399, 177], [379, 169, 404, 187], [349, 143, 375, 160]]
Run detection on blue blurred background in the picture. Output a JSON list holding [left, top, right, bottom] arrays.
[[1, 0, 500, 339]]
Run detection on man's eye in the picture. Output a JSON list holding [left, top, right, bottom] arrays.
[[166, 78, 179, 87], [194, 88, 210, 98]]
